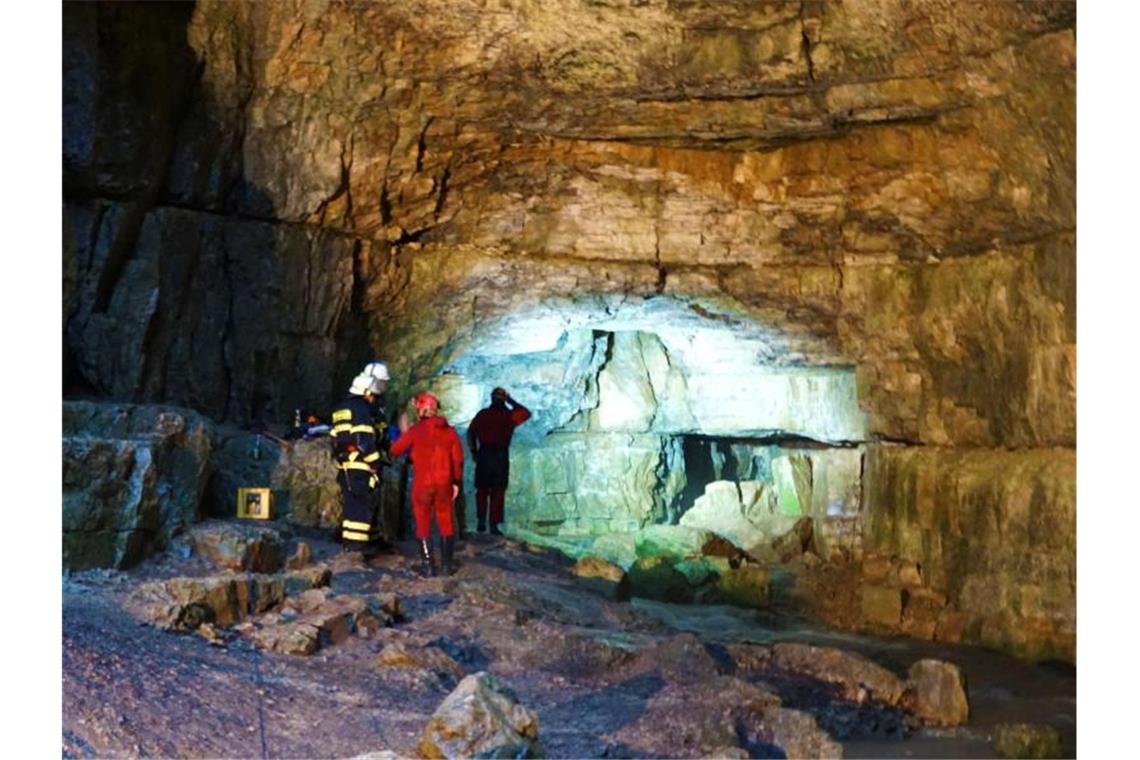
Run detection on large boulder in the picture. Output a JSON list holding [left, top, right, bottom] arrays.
[[902, 659, 969, 726], [607, 674, 841, 759], [63, 402, 213, 571], [132, 575, 276, 631], [418, 672, 541, 759], [679, 480, 770, 552], [679, 479, 822, 561]]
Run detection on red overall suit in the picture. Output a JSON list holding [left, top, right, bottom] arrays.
[[390, 415, 464, 540]]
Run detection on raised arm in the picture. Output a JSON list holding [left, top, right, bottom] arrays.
[[389, 425, 415, 458], [508, 396, 531, 427]]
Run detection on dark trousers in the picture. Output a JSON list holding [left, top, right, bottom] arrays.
[[476, 487, 506, 527], [338, 470, 379, 549]]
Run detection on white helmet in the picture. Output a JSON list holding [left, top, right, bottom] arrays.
[[348, 373, 374, 396], [362, 361, 390, 382]]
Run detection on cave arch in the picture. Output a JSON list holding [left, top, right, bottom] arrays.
[[408, 293, 868, 555]]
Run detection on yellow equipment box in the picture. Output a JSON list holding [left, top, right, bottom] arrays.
[[237, 487, 273, 520]]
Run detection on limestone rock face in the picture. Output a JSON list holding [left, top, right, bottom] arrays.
[[63, 0, 1074, 663], [864, 445, 1075, 662], [63, 402, 213, 571], [505, 432, 684, 535], [63, 0, 1075, 447], [418, 673, 541, 759]]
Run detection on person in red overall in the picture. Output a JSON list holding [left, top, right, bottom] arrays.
[[391, 392, 464, 576], [466, 387, 531, 535]]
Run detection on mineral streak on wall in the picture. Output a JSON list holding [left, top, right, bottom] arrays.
[[62, 1, 1075, 659]]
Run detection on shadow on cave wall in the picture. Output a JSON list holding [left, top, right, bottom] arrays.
[[62, 1, 373, 428]]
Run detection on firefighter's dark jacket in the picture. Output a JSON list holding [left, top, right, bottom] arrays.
[[330, 395, 389, 474]]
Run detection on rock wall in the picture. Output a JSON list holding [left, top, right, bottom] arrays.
[[63, 402, 213, 570], [863, 444, 1075, 661], [62, 1, 1075, 658], [63, 0, 1075, 442]]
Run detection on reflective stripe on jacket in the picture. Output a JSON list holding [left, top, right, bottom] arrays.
[[330, 395, 384, 471]]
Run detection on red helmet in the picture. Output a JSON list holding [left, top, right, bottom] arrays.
[[414, 392, 440, 413]]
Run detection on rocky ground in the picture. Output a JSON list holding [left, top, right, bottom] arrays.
[[62, 523, 1074, 758]]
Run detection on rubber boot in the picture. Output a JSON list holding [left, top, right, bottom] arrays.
[[441, 536, 459, 576], [489, 522, 502, 536], [418, 539, 437, 577]]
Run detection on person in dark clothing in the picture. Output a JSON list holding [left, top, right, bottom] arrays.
[[329, 373, 389, 554], [466, 387, 531, 535], [391, 392, 464, 576]]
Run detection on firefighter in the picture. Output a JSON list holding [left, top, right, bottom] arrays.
[[466, 387, 531, 535], [391, 392, 464, 576], [330, 373, 389, 554]]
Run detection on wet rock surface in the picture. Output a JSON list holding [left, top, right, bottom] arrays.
[[992, 722, 1064, 759], [63, 526, 1074, 758]]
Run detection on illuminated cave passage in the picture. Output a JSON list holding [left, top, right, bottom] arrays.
[[420, 295, 867, 555], [60, 13, 1077, 754]]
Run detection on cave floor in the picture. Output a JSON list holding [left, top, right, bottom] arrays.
[[62, 532, 1075, 758]]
